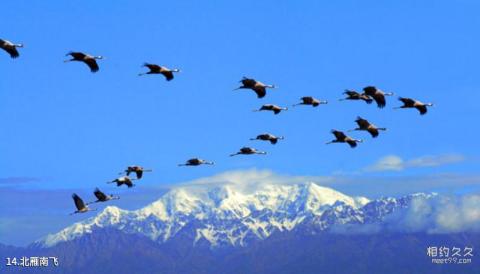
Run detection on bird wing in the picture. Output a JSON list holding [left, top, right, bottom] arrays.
[[84, 58, 99, 72], [1, 43, 19, 58], [189, 158, 201, 165], [144, 63, 161, 71], [162, 71, 174, 81], [253, 86, 266, 98], [68, 52, 86, 59], [72, 193, 86, 210], [372, 93, 386, 108], [241, 78, 256, 87], [417, 105, 428, 115], [368, 127, 379, 138], [125, 179, 134, 187], [302, 96, 314, 103], [135, 170, 143, 179], [399, 97, 415, 106], [332, 130, 346, 140], [346, 140, 358, 148], [355, 117, 370, 128], [344, 90, 359, 97], [94, 188, 108, 201], [240, 147, 253, 153], [362, 86, 378, 96]]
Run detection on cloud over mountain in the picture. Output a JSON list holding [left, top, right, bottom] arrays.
[[364, 154, 465, 172]]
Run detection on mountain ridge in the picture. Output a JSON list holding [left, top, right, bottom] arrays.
[[34, 182, 437, 248]]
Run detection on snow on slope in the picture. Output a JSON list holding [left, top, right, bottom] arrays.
[[37, 182, 427, 248]]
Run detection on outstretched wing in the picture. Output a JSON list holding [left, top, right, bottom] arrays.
[[68, 51, 86, 59], [344, 90, 359, 97], [84, 58, 99, 72], [355, 117, 370, 129], [144, 63, 161, 71], [253, 86, 266, 98], [372, 93, 386, 108], [72, 193, 86, 210], [135, 170, 143, 179], [362, 86, 378, 96], [94, 188, 108, 201], [162, 71, 174, 81], [188, 158, 201, 165], [301, 96, 314, 103], [399, 97, 415, 106], [241, 77, 256, 87], [346, 140, 358, 148], [417, 105, 428, 115], [0, 41, 20, 58], [332, 130, 346, 140], [240, 147, 254, 153], [125, 179, 134, 188]]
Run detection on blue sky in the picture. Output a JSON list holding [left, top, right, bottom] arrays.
[[1, 0, 480, 245]]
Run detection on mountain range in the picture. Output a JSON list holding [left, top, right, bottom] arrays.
[[1, 182, 478, 274]]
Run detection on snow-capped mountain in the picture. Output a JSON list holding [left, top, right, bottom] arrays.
[[36, 182, 434, 248]]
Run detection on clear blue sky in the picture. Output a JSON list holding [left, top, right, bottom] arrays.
[[1, 0, 480, 245]]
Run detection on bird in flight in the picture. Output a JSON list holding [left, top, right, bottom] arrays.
[[107, 176, 136, 188], [70, 194, 96, 215], [292, 96, 328, 107], [339, 90, 373, 104], [65, 51, 104, 73], [395, 97, 434, 115], [250, 133, 284, 144], [326, 130, 363, 148], [234, 77, 276, 98], [0, 39, 23, 58], [120, 166, 152, 180], [178, 158, 214, 166], [254, 104, 288, 115], [87, 188, 120, 204], [362, 86, 394, 108], [230, 147, 267, 156], [138, 63, 180, 81], [349, 117, 387, 138]]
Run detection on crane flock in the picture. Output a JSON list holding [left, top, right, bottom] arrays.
[[1, 37, 434, 215]]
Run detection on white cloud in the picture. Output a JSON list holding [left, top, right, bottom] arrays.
[[365, 154, 465, 172], [385, 194, 480, 233], [175, 169, 335, 194]]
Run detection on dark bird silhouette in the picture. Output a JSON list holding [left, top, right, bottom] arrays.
[[362, 86, 394, 108], [326, 130, 363, 148], [339, 90, 373, 104], [0, 39, 23, 58], [250, 133, 284, 144], [395, 97, 434, 115], [107, 176, 136, 188], [65, 52, 103, 72], [70, 193, 96, 215], [87, 188, 120, 204], [234, 77, 276, 98], [230, 147, 266, 156], [178, 158, 214, 166], [292, 96, 328, 107], [138, 63, 180, 81], [349, 116, 387, 138], [254, 104, 288, 115], [120, 166, 152, 179]]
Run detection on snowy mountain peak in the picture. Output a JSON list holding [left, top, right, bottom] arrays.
[[36, 182, 429, 248]]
